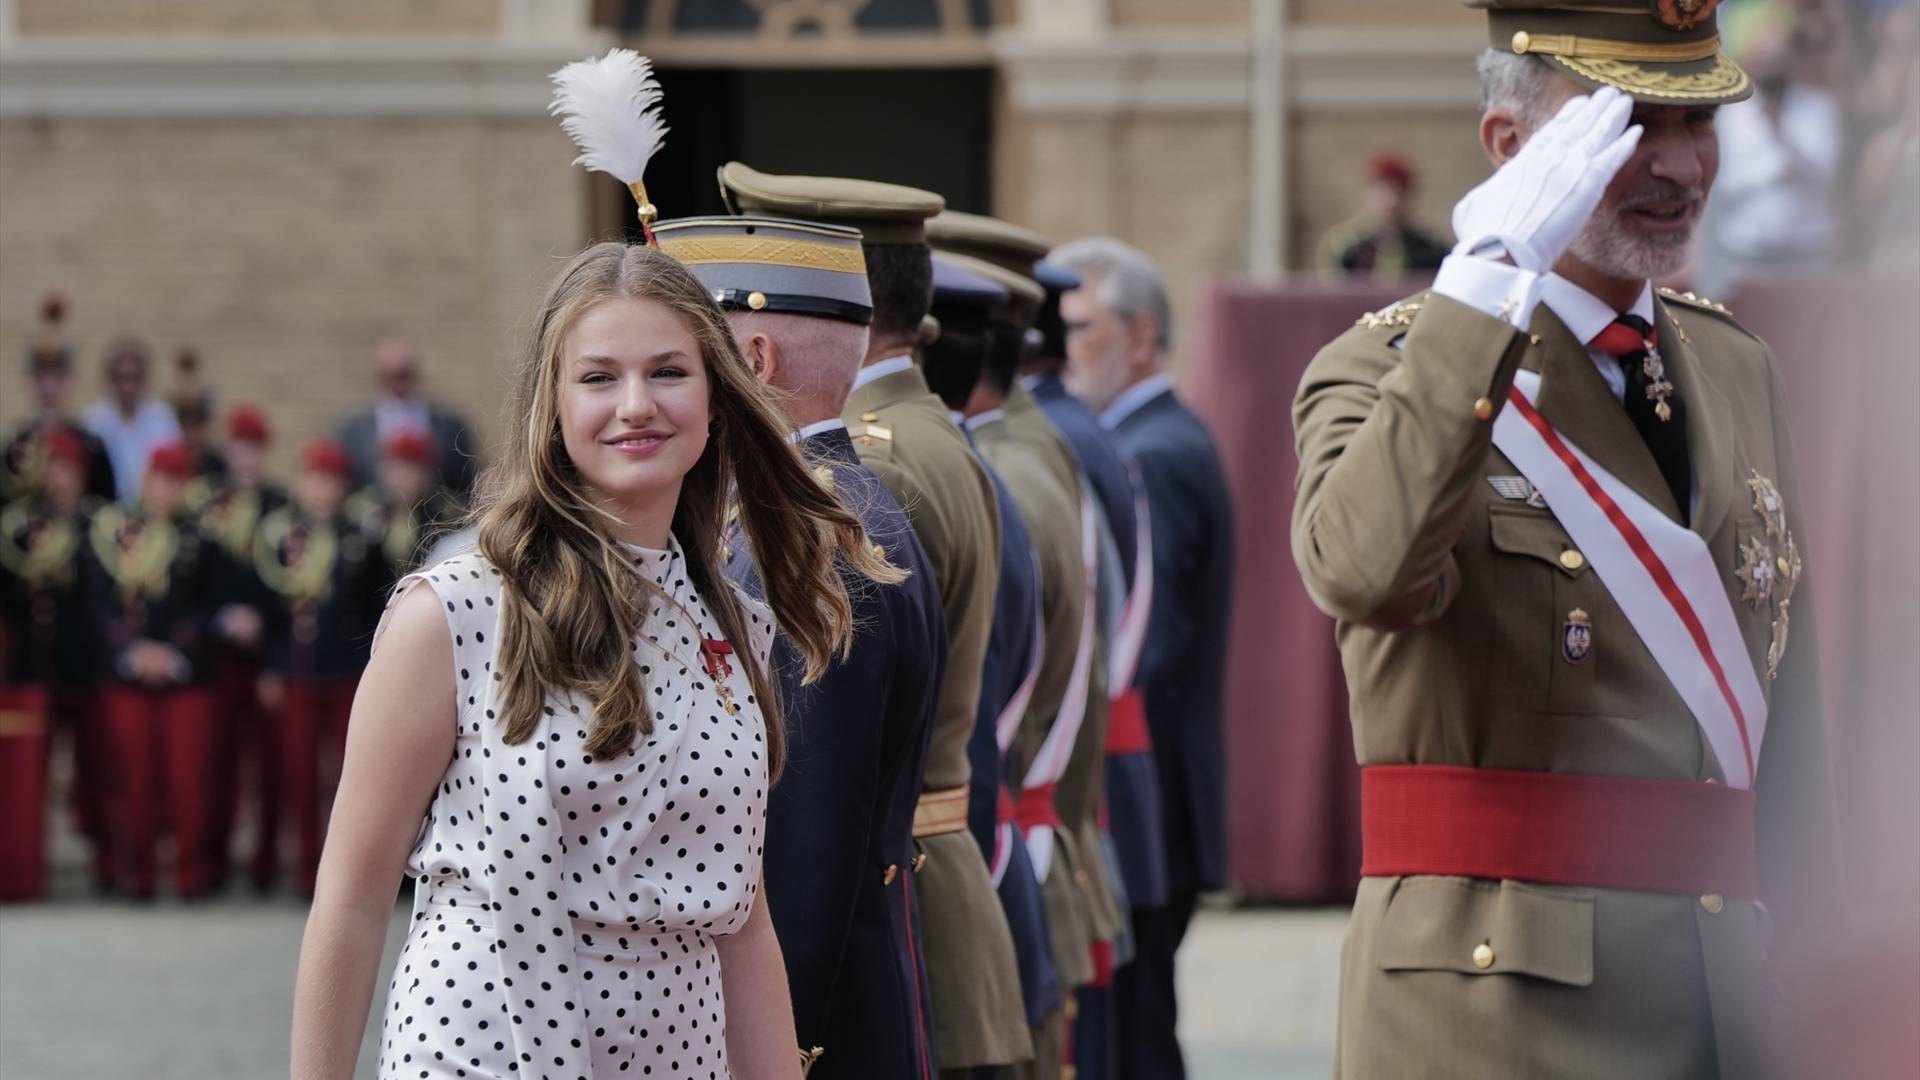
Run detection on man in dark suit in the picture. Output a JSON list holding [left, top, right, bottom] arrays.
[[333, 336, 476, 498], [1052, 238, 1235, 1080], [656, 214, 948, 1080]]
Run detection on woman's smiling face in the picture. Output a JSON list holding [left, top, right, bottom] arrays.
[[556, 295, 712, 521]]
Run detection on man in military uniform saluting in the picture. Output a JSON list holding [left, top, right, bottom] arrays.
[[1290, 4, 1838, 1076], [718, 163, 1032, 1075], [655, 213, 949, 1078]]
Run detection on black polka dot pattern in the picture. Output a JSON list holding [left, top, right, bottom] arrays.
[[374, 542, 774, 1079]]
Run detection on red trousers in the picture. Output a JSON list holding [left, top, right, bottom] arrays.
[[279, 678, 356, 894], [100, 684, 219, 897], [0, 686, 51, 901], [209, 654, 277, 888]]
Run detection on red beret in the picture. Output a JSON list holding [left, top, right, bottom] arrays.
[[382, 431, 433, 465], [44, 430, 87, 468], [226, 403, 270, 445], [1369, 151, 1415, 191], [301, 438, 352, 480], [146, 442, 193, 480]]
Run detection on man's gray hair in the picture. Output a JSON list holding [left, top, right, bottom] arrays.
[[1048, 237, 1173, 351], [1476, 48, 1557, 125]]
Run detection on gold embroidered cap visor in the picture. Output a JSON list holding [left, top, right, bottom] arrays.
[[652, 215, 875, 326], [1470, 0, 1753, 106]]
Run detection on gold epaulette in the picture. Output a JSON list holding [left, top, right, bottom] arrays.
[[1657, 286, 1733, 316], [850, 410, 893, 447], [1355, 294, 1427, 330]]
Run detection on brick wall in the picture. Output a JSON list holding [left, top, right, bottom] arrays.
[[0, 115, 585, 474]]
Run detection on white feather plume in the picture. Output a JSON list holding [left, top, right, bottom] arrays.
[[548, 48, 667, 185]]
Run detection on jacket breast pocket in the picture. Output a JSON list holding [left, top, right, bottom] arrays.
[[1485, 507, 1602, 714], [1375, 876, 1595, 987]]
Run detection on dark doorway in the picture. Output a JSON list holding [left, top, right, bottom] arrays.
[[596, 66, 994, 241]]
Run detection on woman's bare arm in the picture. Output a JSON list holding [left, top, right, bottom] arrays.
[[715, 881, 804, 1080], [289, 582, 456, 1080]]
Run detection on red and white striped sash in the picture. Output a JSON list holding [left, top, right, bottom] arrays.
[[1491, 371, 1768, 788]]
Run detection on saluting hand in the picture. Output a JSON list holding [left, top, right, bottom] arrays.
[[1450, 85, 1643, 273]]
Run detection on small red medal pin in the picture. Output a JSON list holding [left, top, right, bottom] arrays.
[[700, 638, 734, 680]]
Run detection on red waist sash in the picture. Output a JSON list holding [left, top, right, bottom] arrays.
[[1105, 689, 1152, 756], [1361, 765, 1757, 898], [1016, 782, 1064, 832]]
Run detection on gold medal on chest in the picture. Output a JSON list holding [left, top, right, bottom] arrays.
[[1737, 471, 1802, 680]]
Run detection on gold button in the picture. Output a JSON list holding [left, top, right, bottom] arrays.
[[1559, 549, 1586, 571], [1512, 30, 1532, 54], [1473, 397, 1495, 421], [1529, 333, 1543, 346], [912, 852, 928, 873], [746, 290, 767, 311], [1700, 894, 1724, 915], [1471, 942, 1495, 969], [882, 864, 899, 886]]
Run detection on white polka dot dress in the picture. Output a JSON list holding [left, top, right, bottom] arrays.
[[374, 539, 775, 1080]]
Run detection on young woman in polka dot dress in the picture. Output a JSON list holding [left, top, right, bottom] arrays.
[[291, 243, 902, 1080]]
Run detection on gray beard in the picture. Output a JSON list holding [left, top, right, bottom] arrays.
[[1567, 204, 1694, 282]]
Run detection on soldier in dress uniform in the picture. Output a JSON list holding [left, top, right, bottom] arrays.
[[1052, 238, 1236, 1080], [1314, 152, 1451, 281], [1026, 257, 1169, 1080], [717, 162, 1033, 1076], [256, 438, 382, 894], [922, 257, 1065, 1077], [1290, 5, 1838, 1076], [0, 430, 105, 898], [85, 441, 231, 897], [188, 403, 288, 890], [653, 213, 948, 1078], [343, 430, 464, 587], [2, 293, 117, 505]]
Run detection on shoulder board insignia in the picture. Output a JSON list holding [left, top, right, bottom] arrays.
[[1356, 296, 1425, 330], [860, 411, 881, 423], [852, 424, 892, 446], [1657, 287, 1732, 316]]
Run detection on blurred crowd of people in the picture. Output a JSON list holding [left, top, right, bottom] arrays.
[[0, 293, 474, 899]]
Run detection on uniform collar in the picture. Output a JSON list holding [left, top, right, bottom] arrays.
[[1101, 372, 1174, 430], [787, 417, 847, 445], [1539, 275, 1655, 346], [963, 408, 1005, 432], [851, 354, 915, 392]]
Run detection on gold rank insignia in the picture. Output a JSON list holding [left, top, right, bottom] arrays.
[[1356, 298, 1423, 330], [1658, 286, 1732, 315], [1735, 471, 1802, 679]]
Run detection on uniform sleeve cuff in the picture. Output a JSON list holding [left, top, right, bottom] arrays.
[[1431, 254, 1542, 331]]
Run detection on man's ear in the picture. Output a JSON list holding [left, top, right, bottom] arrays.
[[1481, 107, 1528, 167], [740, 332, 778, 386], [1128, 313, 1160, 366]]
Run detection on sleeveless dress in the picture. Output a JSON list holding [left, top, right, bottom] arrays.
[[374, 539, 775, 1080]]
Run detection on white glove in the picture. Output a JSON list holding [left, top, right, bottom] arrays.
[[1450, 86, 1643, 273]]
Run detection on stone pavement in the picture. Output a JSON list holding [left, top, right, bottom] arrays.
[[0, 890, 1344, 1079]]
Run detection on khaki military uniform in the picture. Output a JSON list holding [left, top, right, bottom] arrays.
[[845, 362, 1033, 1069], [1292, 289, 1839, 1079], [1001, 385, 1124, 947]]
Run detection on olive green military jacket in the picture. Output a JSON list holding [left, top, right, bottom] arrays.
[[972, 410, 1099, 992], [1002, 385, 1125, 945], [842, 361, 1031, 1069], [1291, 289, 1840, 1080]]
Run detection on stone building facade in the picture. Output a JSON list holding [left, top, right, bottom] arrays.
[[0, 0, 1490, 463]]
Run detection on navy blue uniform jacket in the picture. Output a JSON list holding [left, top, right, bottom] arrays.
[[727, 425, 944, 1079], [1109, 387, 1236, 896]]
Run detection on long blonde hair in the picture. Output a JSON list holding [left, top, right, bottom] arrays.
[[473, 241, 899, 777]]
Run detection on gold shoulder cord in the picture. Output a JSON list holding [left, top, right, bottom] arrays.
[[254, 509, 337, 603], [799, 1046, 824, 1074], [90, 506, 177, 603], [0, 505, 80, 588]]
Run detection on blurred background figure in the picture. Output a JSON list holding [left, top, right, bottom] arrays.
[[344, 430, 464, 582], [81, 337, 181, 505], [3, 294, 116, 505], [1314, 152, 1450, 281], [334, 336, 477, 499], [86, 442, 227, 899], [167, 348, 228, 483], [1706, 18, 1843, 291]]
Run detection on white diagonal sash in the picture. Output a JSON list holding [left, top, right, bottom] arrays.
[[1022, 492, 1101, 880], [1492, 371, 1768, 788]]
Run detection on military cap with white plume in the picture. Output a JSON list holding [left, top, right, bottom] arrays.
[[548, 48, 668, 242]]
